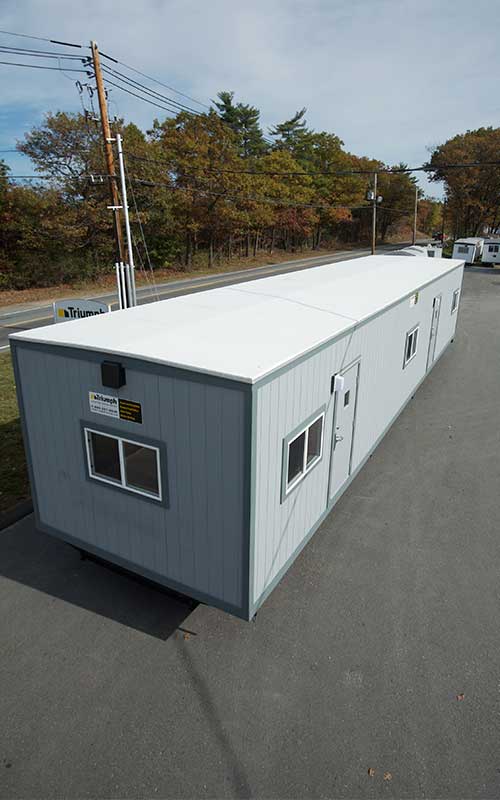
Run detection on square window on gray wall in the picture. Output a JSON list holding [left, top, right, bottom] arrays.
[[90, 432, 121, 482], [85, 427, 163, 502], [124, 441, 159, 496]]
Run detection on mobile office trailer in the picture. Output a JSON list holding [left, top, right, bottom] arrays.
[[452, 237, 484, 263], [481, 239, 500, 265], [389, 244, 442, 258], [11, 255, 464, 621]]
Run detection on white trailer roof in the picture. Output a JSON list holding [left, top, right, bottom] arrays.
[[388, 245, 432, 257], [11, 255, 464, 384], [454, 238, 483, 245]]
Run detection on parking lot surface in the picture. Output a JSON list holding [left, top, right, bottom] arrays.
[[1, 270, 500, 799]]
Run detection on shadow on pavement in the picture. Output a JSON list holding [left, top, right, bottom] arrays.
[[0, 517, 197, 640]]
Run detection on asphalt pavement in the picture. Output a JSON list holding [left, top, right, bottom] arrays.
[[1, 270, 500, 798], [0, 244, 409, 350]]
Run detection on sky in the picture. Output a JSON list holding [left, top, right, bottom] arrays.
[[1, 0, 499, 198]]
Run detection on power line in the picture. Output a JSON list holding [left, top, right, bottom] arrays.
[[100, 64, 202, 115], [126, 151, 500, 177], [99, 50, 210, 110], [0, 59, 90, 73], [129, 174, 373, 212], [7, 173, 105, 180], [0, 44, 83, 59], [98, 48, 275, 146], [97, 75, 181, 116], [0, 29, 82, 47], [124, 160, 160, 301]]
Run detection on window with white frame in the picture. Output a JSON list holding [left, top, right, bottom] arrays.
[[451, 288, 460, 314], [457, 245, 468, 254], [403, 326, 419, 367], [488, 244, 499, 253], [284, 412, 324, 496], [84, 428, 162, 500]]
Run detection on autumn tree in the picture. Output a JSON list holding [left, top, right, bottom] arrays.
[[427, 127, 500, 237], [376, 165, 419, 240]]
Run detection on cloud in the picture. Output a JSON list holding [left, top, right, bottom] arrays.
[[1, 0, 499, 196]]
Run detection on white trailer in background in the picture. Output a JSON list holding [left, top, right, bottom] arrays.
[[10, 255, 465, 620], [481, 240, 500, 265], [389, 244, 442, 258], [452, 237, 484, 264]]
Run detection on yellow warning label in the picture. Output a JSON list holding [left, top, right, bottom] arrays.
[[119, 398, 142, 424]]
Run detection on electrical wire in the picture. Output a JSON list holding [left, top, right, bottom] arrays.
[[101, 64, 201, 115], [0, 29, 82, 47], [0, 59, 90, 73], [95, 75, 179, 116], [7, 173, 107, 180], [98, 48, 275, 145], [0, 44, 83, 59], [129, 174, 373, 212], [99, 50, 210, 110], [124, 160, 160, 300], [126, 151, 500, 177]]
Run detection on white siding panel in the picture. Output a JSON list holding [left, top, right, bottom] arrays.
[[252, 265, 464, 604]]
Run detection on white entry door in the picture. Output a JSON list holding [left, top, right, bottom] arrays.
[[328, 361, 360, 502], [426, 294, 442, 370]]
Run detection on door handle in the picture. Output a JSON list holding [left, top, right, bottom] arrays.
[[334, 433, 344, 443]]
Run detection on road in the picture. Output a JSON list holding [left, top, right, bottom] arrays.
[[0, 243, 410, 350], [2, 270, 500, 799]]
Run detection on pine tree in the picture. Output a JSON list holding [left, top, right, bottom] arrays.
[[213, 91, 267, 158], [269, 108, 310, 155]]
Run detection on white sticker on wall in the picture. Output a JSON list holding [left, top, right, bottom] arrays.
[[89, 391, 119, 419]]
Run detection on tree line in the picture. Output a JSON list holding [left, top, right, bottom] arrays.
[[428, 127, 500, 239], [0, 93, 448, 290]]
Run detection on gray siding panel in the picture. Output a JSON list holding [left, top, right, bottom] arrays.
[[15, 346, 248, 613], [252, 265, 464, 606]]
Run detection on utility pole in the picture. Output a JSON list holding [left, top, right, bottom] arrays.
[[371, 172, 378, 255], [90, 41, 126, 270], [441, 199, 446, 244], [412, 185, 418, 245]]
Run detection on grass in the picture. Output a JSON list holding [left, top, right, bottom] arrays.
[[0, 352, 30, 514]]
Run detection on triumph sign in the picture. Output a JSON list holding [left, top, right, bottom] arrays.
[[53, 298, 110, 323]]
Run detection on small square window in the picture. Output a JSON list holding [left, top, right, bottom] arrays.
[[123, 441, 159, 496], [89, 432, 121, 482], [288, 431, 305, 486], [85, 428, 162, 501], [306, 417, 323, 466], [284, 411, 325, 497], [403, 326, 419, 367], [458, 245, 468, 254]]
